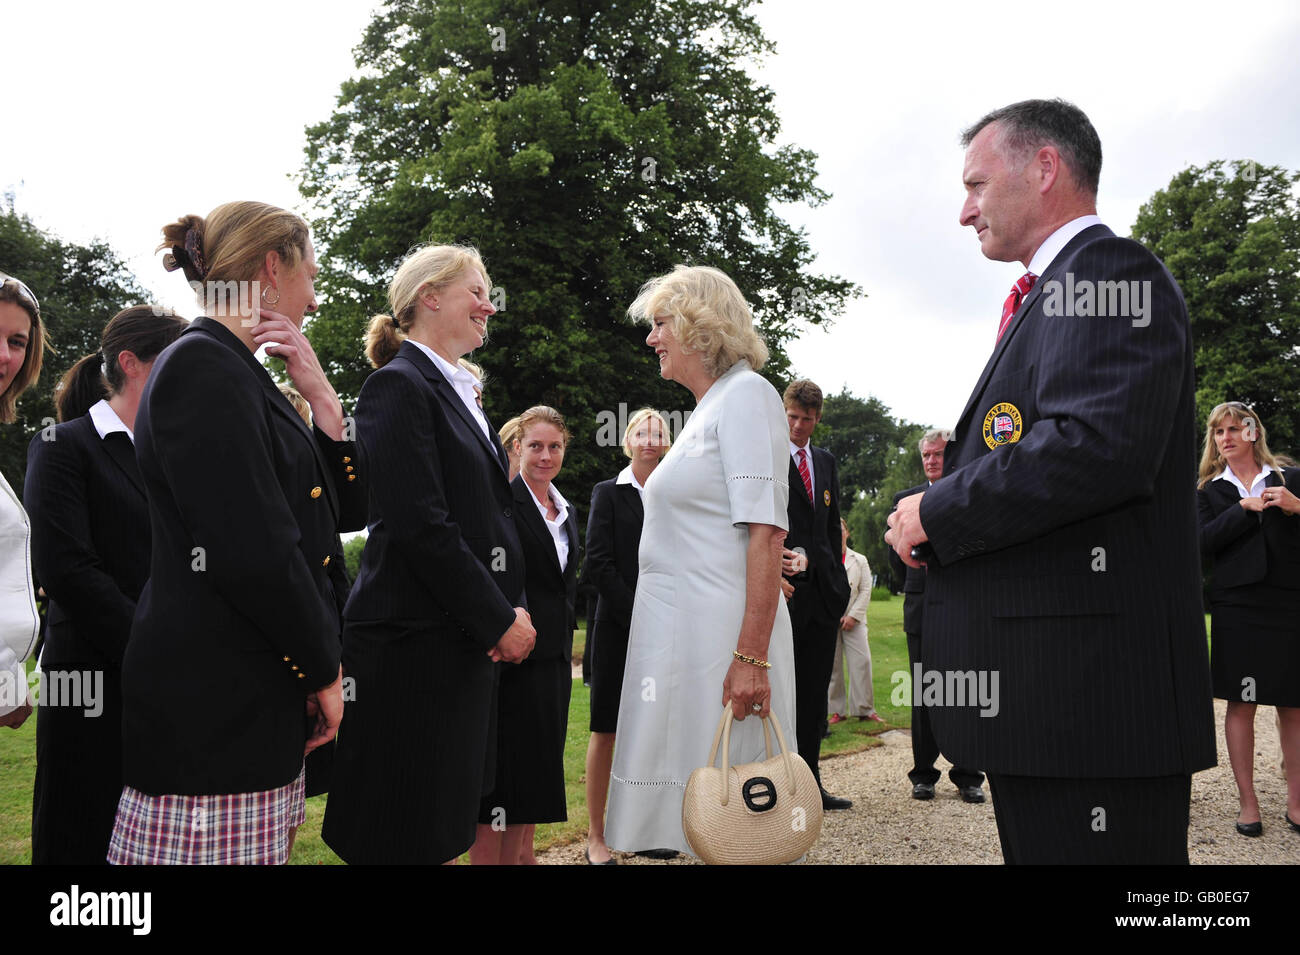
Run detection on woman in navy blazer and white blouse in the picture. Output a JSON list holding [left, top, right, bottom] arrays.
[[1197, 401, 1300, 838], [323, 244, 536, 865]]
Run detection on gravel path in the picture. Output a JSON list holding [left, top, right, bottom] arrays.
[[539, 700, 1295, 864]]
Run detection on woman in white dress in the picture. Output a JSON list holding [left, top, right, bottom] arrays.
[[604, 265, 795, 856]]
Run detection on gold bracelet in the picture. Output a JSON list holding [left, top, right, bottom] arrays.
[[733, 650, 771, 669]]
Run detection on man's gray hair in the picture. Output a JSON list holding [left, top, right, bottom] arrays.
[[919, 428, 953, 454], [961, 98, 1102, 196]]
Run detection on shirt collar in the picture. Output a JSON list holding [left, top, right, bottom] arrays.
[[527, 481, 569, 523], [1217, 463, 1274, 497], [616, 465, 646, 494], [89, 399, 133, 442], [789, 440, 811, 458], [1027, 214, 1105, 278], [409, 339, 478, 393]]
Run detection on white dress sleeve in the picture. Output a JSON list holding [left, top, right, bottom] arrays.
[[715, 370, 790, 530], [0, 471, 38, 716]]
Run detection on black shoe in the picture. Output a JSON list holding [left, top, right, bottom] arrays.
[[585, 847, 618, 865], [959, 785, 985, 804], [821, 791, 853, 811], [911, 783, 935, 800], [1235, 820, 1263, 837], [635, 848, 679, 859], [1285, 814, 1300, 834]]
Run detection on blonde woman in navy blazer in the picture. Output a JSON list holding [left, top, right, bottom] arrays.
[[1196, 401, 1300, 837], [323, 244, 536, 865]]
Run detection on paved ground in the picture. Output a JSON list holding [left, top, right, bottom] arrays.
[[539, 699, 1295, 864]]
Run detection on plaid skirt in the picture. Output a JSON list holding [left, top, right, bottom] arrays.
[[107, 764, 306, 865]]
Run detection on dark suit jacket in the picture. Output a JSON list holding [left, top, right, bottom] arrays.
[[512, 475, 577, 661], [582, 477, 643, 634], [786, 444, 850, 628], [25, 414, 148, 668], [121, 317, 363, 794], [889, 483, 929, 636], [343, 340, 524, 642], [1198, 466, 1300, 596], [918, 224, 1216, 778]]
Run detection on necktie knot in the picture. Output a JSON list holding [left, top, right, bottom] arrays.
[[997, 271, 1037, 343]]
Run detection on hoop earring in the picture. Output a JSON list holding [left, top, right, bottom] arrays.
[[261, 285, 280, 306]]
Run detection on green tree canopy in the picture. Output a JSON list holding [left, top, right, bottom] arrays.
[[845, 422, 926, 592], [1131, 160, 1300, 456], [813, 387, 921, 511], [298, 0, 860, 529], [0, 208, 149, 493]]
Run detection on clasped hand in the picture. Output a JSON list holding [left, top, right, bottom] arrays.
[[489, 607, 536, 663]]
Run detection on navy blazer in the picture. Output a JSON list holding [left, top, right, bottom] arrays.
[[786, 444, 850, 627], [512, 475, 578, 661], [344, 340, 524, 646], [582, 477, 643, 630], [1198, 466, 1300, 596], [121, 317, 363, 795], [888, 483, 929, 636], [919, 224, 1216, 778], [25, 414, 149, 668]]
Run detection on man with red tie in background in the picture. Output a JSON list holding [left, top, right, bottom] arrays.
[[782, 380, 852, 811], [886, 99, 1214, 863]]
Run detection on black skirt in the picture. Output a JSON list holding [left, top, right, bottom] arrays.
[[479, 656, 571, 825], [323, 619, 498, 863], [1210, 595, 1300, 707], [588, 617, 629, 734], [31, 664, 123, 865]]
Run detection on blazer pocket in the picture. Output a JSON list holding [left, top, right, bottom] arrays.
[[990, 572, 1118, 618]]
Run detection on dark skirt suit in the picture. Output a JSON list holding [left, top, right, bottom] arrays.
[[582, 477, 644, 734], [1199, 466, 1300, 706], [25, 413, 149, 864], [478, 475, 577, 826], [322, 341, 525, 864], [121, 318, 359, 799]]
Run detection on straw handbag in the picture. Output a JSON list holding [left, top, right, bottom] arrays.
[[681, 706, 823, 864]]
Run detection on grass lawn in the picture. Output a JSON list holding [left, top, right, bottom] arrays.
[[1, 600, 1208, 863]]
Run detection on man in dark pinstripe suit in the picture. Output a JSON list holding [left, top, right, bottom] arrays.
[[886, 99, 1215, 863]]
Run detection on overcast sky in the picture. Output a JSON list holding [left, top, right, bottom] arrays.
[[4, 0, 1298, 429]]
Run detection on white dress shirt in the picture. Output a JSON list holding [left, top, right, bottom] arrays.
[[0, 469, 38, 717], [1217, 463, 1275, 499], [1027, 214, 1105, 278], [408, 340, 491, 441], [89, 398, 133, 442], [526, 482, 571, 571]]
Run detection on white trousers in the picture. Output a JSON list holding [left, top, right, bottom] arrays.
[[827, 620, 874, 717]]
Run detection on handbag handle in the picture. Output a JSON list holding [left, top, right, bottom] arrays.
[[705, 706, 799, 807]]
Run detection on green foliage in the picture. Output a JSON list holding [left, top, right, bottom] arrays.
[[0, 208, 150, 492], [343, 534, 367, 580], [1131, 160, 1300, 455], [813, 387, 922, 510], [297, 0, 860, 537], [846, 422, 926, 592]]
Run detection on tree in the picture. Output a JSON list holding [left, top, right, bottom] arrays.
[[1131, 160, 1300, 455], [812, 388, 919, 510], [0, 208, 149, 492], [297, 0, 860, 531], [845, 422, 926, 593]]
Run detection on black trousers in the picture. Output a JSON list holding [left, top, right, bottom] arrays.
[[793, 616, 839, 788], [986, 773, 1192, 864], [906, 630, 984, 790]]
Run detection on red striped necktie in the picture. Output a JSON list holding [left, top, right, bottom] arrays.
[[797, 448, 813, 503], [997, 272, 1037, 343]]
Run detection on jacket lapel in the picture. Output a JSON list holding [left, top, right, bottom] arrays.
[[620, 483, 644, 522], [100, 432, 147, 498], [401, 341, 508, 477], [788, 457, 812, 512], [513, 476, 562, 578], [953, 224, 1115, 436]]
